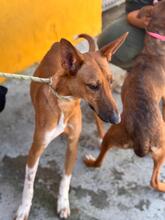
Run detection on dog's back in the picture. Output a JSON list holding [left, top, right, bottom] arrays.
[[122, 54, 165, 156]]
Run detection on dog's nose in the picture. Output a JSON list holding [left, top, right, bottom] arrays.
[[110, 112, 121, 124]]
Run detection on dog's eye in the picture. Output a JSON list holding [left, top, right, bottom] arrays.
[[86, 83, 100, 91], [108, 78, 113, 85], [107, 75, 113, 84], [109, 78, 113, 84]]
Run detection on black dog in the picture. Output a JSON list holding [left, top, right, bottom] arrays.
[[0, 86, 8, 112]]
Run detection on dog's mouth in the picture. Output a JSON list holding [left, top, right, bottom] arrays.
[[89, 104, 95, 112], [88, 104, 120, 124], [88, 104, 107, 122]]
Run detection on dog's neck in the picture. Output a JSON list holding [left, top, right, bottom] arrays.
[[143, 35, 165, 61], [50, 70, 78, 99]]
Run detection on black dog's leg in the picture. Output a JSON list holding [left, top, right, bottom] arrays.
[[0, 85, 8, 112]]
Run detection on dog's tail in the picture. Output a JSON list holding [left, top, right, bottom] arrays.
[[74, 34, 97, 52], [133, 138, 150, 157]]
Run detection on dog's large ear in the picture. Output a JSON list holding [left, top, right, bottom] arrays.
[[100, 32, 128, 61], [137, 5, 154, 19], [60, 39, 83, 75]]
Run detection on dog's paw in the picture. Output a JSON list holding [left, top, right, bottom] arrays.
[[57, 196, 70, 219], [84, 154, 100, 167], [98, 138, 103, 145], [14, 204, 30, 220]]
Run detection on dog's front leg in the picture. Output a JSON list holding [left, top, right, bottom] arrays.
[[14, 141, 47, 220], [57, 112, 81, 219], [57, 137, 79, 219]]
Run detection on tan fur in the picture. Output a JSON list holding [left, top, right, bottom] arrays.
[[15, 33, 128, 219]]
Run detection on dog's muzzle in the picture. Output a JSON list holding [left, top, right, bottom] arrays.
[[89, 104, 121, 124], [109, 111, 121, 124]]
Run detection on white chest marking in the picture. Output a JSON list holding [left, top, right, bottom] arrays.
[[45, 113, 66, 145]]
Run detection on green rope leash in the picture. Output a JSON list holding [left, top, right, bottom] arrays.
[[0, 72, 51, 84], [0, 72, 74, 101]]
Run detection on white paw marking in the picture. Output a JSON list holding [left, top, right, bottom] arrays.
[[57, 196, 70, 219], [57, 175, 71, 219], [15, 204, 30, 220], [85, 154, 96, 161], [98, 138, 103, 144], [16, 160, 39, 220]]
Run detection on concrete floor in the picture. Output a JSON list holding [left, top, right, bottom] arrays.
[[1, 6, 165, 220]]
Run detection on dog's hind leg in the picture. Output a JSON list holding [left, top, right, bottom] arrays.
[[94, 113, 105, 143], [57, 109, 82, 219], [151, 147, 165, 192], [84, 123, 129, 168]]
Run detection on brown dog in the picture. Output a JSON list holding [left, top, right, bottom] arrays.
[[14, 33, 128, 219], [85, 0, 165, 193]]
